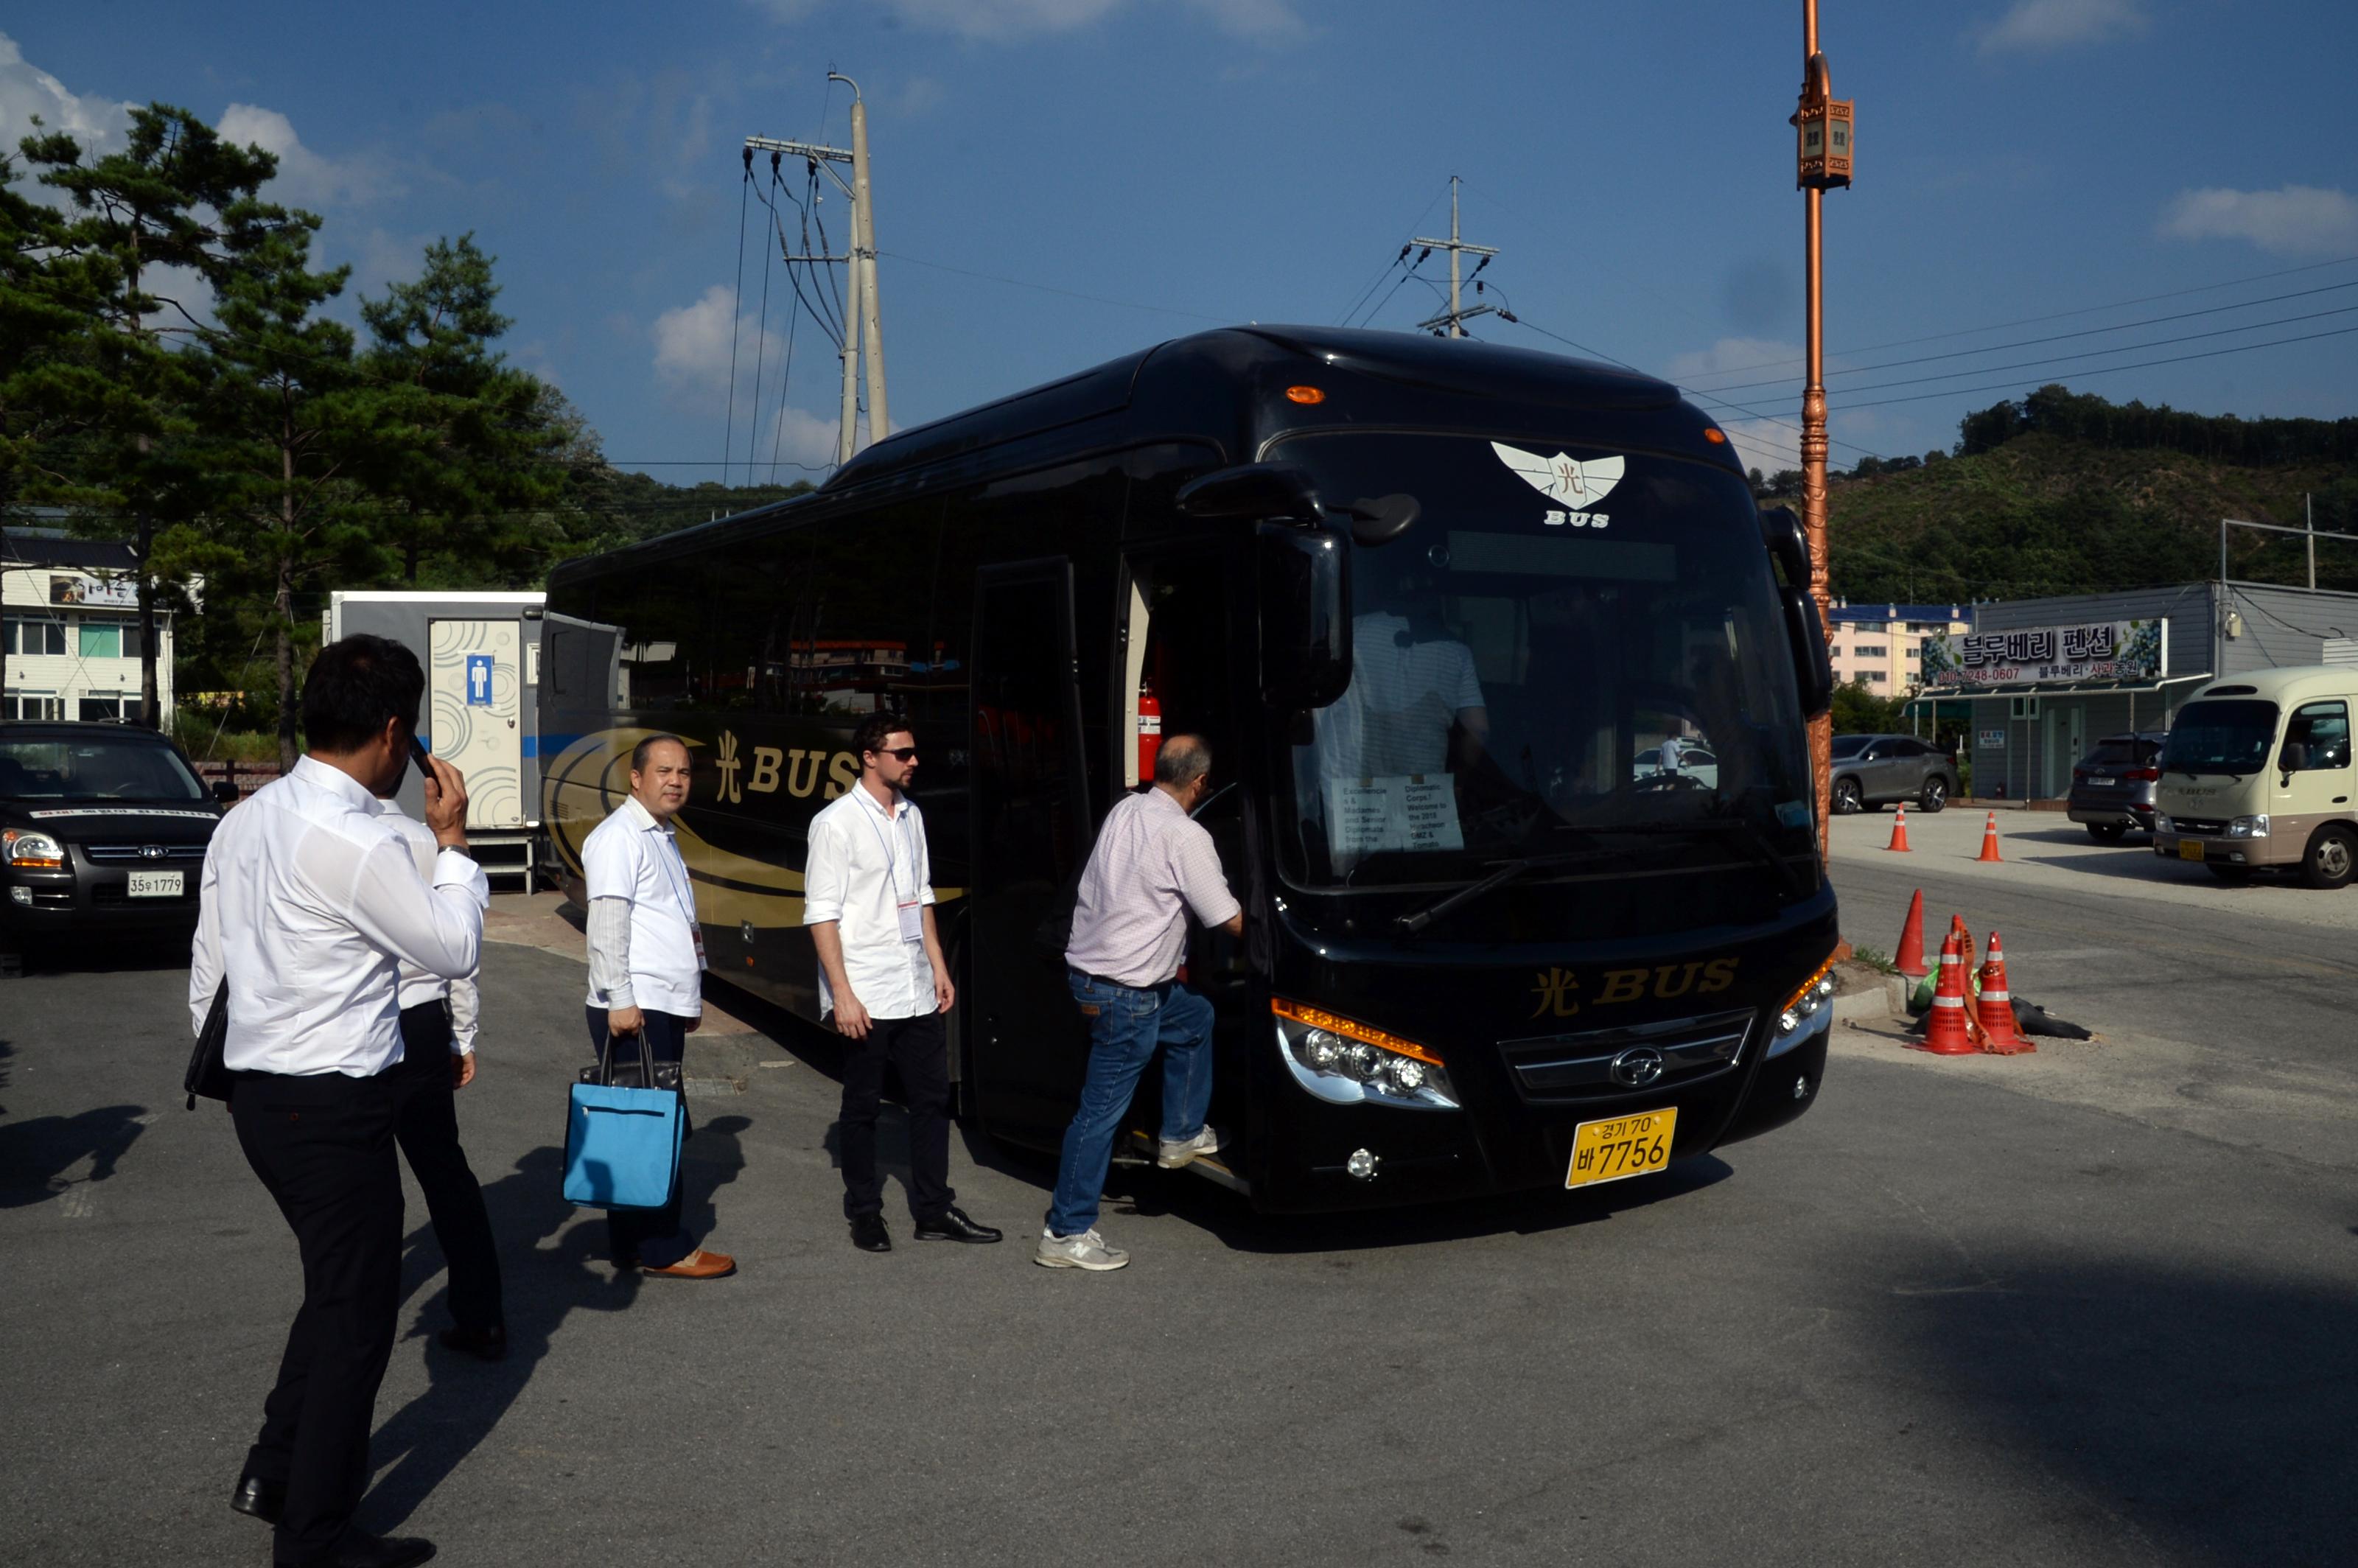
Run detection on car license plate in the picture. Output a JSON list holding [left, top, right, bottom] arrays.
[[2179, 839, 2205, 862], [1565, 1107, 1677, 1190], [2091, 776, 2113, 786], [127, 870, 183, 897]]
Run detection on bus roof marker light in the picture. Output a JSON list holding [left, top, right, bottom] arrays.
[[1284, 385, 1326, 405], [1703, 427, 1727, 444]]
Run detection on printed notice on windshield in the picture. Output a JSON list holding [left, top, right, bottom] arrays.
[[1324, 776, 1466, 858]]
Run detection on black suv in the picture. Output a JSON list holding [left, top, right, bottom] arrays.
[[1830, 732, 1962, 813], [2068, 730, 2166, 842], [1, 723, 233, 956]]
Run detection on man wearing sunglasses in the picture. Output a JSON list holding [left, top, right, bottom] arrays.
[[805, 713, 1001, 1251]]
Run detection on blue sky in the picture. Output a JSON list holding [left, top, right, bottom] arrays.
[[7, 1, 2356, 485]]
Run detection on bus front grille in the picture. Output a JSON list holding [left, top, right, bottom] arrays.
[[1496, 1008, 1753, 1105]]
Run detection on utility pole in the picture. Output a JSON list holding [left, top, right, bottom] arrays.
[[1413, 176, 1498, 337], [1793, 0, 1854, 857], [838, 73, 889, 442], [2306, 492, 2316, 590], [746, 78, 889, 466]]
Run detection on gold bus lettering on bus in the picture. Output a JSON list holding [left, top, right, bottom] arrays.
[[721, 730, 861, 802], [1529, 958, 1738, 1018]]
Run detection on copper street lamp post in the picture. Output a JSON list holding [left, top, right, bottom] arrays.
[[1794, 0, 1853, 855]]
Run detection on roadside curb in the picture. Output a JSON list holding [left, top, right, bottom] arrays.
[[1832, 974, 1906, 1024]]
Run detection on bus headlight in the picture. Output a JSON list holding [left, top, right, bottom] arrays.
[[1774, 955, 1840, 1038], [2155, 815, 2175, 833], [1272, 998, 1459, 1110], [2228, 814, 2270, 838]]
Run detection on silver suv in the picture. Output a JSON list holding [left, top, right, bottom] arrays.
[[1830, 732, 1961, 813]]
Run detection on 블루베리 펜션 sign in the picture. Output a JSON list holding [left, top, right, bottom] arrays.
[[1920, 619, 2166, 689]]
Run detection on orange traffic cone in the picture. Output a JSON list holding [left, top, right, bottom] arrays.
[[1976, 931, 2034, 1054], [1917, 934, 1976, 1055], [1975, 811, 2004, 862], [1885, 805, 1912, 852], [1894, 889, 1928, 979], [1949, 917, 1976, 984]]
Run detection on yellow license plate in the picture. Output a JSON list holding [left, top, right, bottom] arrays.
[[2179, 839, 2205, 861], [1565, 1107, 1677, 1189]]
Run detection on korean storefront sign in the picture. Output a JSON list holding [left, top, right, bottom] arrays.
[[1920, 619, 2166, 689]]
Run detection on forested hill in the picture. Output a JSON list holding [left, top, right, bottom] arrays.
[[1769, 385, 2358, 603]]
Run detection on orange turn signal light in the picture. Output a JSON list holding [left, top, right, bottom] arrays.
[[1284, 385, 1326, 405], [1271, 997, 1445, 1066]]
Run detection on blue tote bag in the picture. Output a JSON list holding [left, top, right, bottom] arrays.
[[564, 1031, 686, 1211]]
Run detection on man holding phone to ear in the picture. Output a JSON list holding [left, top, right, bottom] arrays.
[[191, 635, 486, 1568]]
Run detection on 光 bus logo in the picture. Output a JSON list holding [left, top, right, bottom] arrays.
[[1491, 441, 1625, 528]]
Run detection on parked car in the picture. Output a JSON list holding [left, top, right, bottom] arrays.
[[1, 722, 234, 959], [1829, 732, 1960, 813], [2068, 730, 2166, 842]]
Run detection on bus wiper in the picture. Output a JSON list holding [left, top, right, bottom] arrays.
[[1391, 850, 1612, 935]]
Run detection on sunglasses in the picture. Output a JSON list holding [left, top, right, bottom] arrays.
[[872, 746, 919, 762]]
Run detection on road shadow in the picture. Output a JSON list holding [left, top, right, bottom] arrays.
[[2011, 844, 2274, 889], [0, 1094, 147, 1210], [1861, 1247, 2357, 1566], [702, 973, 845, 1081], [362, 1144, 640, 1530], [5, 930, 193, 976]]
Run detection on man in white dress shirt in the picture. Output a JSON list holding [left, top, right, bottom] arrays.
[[580, 733, 735, 1280], [190, 635, 486, 1568], [805, 713, 1001, 1252], [379, 795, 505, 1360]]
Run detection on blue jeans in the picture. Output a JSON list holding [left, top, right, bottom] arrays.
[[1046, 972, 1215, 1237]]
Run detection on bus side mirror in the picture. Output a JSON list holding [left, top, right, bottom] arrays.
[[1759, 505, 1810, 587], [1258, 521, 1352, 710], [1178, 463, 1321, 524], [1782, 584, 1833, 717]]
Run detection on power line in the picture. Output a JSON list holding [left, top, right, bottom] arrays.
[[1698, 276, 2358, 394], [723, 161, 751, 483], [1841, 320, 2358, 410], [1679, 251, 2358, 384], [742, 158, 781, 488], [878, 250, 1226, 323], [1334, 183, 1449, 324]]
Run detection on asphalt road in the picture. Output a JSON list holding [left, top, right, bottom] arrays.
[[3, 912, 2354, 1567], [1827, 805, 2358, 1170]]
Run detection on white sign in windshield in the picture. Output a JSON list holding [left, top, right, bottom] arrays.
[[1323, 775, 1466, 859]]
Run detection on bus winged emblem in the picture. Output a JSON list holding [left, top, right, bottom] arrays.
[[1491, 441, 1624, 528]]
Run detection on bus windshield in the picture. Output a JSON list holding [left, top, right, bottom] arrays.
[[1268, 430, 1813, 892], [2163, 699, 2279, 774]]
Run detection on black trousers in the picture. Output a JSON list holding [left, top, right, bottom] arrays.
[[392, 1001, 503, 1334], [582, 1006, 696, 1268], [837, 1010, 954, 1222], [231, 1067, 403, 1567]]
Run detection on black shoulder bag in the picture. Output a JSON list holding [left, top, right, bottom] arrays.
[[183, 980, 234, 1110]]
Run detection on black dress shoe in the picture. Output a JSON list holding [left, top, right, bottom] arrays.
[[913, 1206, 1004, 1244], [850, 1213, 892, 1252], [230, 1472, 284, 1523], [438, 1323, 508, 1362], [321, 1531, 437, 1567]]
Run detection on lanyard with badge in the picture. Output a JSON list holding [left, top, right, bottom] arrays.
[[654, 825, 707, 969], [861, 794, 926, 945]]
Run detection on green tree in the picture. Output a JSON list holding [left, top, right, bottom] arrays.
[[10, 105, 284, 727], [1830, 678, 1906, 735], [192, 206, 388, 769]]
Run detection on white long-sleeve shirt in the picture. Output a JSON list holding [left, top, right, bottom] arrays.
[[802, 784, 937, 1021], [382, 802, 483, 1055], [581, 794, 704, 1017], [189, 756, 489, 1077]]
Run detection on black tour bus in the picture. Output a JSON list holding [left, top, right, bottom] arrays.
[[539, 325, 1839, 1212]]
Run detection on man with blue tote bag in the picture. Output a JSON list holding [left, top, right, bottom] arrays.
[[574, 734, 735, 1280]]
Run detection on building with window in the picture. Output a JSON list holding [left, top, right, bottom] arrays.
[[1912, 581, 2358, 799], [1826, 601, 1973, 694], [2, 528, 177, 724]]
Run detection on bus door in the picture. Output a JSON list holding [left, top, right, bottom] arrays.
[[1120, 543, 1254, 1149], [967, 558, 1095, 1145]]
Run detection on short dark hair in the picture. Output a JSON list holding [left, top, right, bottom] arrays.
[[1155, 733, 1211, 788], [853, 711, 912, 759], [301, 635, 424, 755], [631, 732, 688, 773]]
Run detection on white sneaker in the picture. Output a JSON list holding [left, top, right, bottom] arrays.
[[1034, 1226, 1130, 1271], [1156, 1126, 1222, 1169]]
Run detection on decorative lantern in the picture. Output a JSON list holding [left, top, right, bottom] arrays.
[[1793, 53, 1853, 191]]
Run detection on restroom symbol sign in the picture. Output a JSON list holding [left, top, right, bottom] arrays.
[[466, 654, 494, 707]]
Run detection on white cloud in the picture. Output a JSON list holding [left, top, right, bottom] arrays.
[[653, 285, 744, 401], [1979, 0, 2149, 55], [2158, 185, 2358, 259], [745, 0, 1300, 42], [1665, 337, 1804, 385], [0, 30, 134, 189], [217, 102, 399, 208]]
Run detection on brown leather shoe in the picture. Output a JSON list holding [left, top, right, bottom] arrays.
[[642, 1247, 735, 1279]]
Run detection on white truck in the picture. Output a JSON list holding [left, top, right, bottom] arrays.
[[2152, 665, 2357, 889]]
